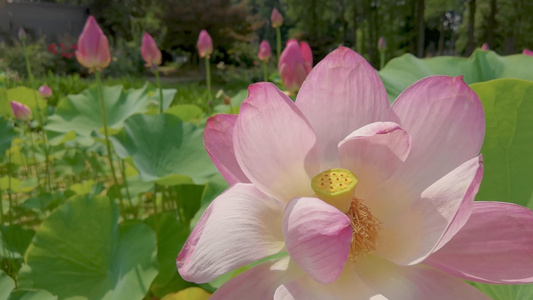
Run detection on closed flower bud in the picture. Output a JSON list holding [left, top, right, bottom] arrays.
[[197, 30, 213, 59], [18, 28, 27, 41], [377, 37, 387, 52], [10, 101, 32, 121], [271, 8, 283, 28], [257, 40, 272, 62], [38, 85, 53, 98], [141, 32, 162, 67], [75, 16, 111, 71], [278, 39, 308, 93]]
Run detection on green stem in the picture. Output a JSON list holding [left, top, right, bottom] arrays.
[[155, 70, 164, 114], [119, 159, 134, 218], [379, 51, 385, 70], [263, 61, 269, 82], [205, 56, 211, 99], [94, 71, 125, 218], [153, 184, 159, 232], [8, 151, 13, 225], [26, 124, 43, 195], [0, 183, 4, 224], [276, 27, 281, 63], [22, 39, 53, 193]]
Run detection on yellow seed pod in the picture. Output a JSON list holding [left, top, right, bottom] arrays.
[[311, 168, 358, 213]]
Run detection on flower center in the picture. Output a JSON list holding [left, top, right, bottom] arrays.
[[346, 197, 381, 261], [311, 168, 357, 213], [311, 168, 381, 261]]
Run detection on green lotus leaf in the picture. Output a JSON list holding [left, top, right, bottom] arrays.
[[166, 104, 204, 122], [8, 289, 58, 300], [110, 114, 218, 185], [0, 87, 47, 121], [0, 225, 35, 259], [45, 84, 176, 145], [0, 269, 15, 299], [0, 116, 16, 157], [18, 195, 159, 300], [145, 213, 194, 298], [472, 79, 533, 208], [471, 282, 533, 300], [380, 50, 533, 101]]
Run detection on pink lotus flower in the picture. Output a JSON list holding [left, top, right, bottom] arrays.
[[481, 43, 490, 51], [271, 8, 283, 28], [10, 101, 32, 121], [299, 41, 313, 74], [141, 32, 162, 67], [523, 49, 533, 56], [177, 46, 533, 299], [75, 16, 110, 71], [258, 40, 272, 62], [197, 30, 213, 59], [38, 85, 52, 98], [278, 40, 308, 93]]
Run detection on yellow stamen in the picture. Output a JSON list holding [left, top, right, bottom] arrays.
[[347, 197, 381, 261], [311, 169, 357, 213]]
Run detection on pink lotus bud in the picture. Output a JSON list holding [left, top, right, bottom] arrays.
[[278, 39, 308, 93], [197, 30, 213, 58], [18, 28, 27, 41], [141, 32, 162, 67], [377, 37, 387, 52], [523, 49, 533, 56], [271, 8, 283, 28], [299, 41, 313, 74], [481, 43, 490, 51], [257, 40, 272, 62], [75, 16, 111, 71], [10, 101, 32, 121], [38, 85, 52, 98]]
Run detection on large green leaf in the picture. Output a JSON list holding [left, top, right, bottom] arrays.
[[18, 195, 159, 300], [145, 213, 194, 298], [8, 289, 57, 300], [472, 79, 533, 208], [0, 269, 15, 300], [45, 84, 176, 144], [0, 87, 47, 121], [0, 225, 35, 260], [110, 114, 217, 185], [379, 50, 533, 100], [0, 116, 16, 157], [471, 282, 533, 300]]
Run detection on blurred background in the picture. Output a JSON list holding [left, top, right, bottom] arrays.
[[1, 0, 532, 77]]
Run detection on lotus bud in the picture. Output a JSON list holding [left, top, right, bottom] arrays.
[[141, 32, 162, 68], [257, 40, 272, 62], [10, 101, 32, 121], [377, 37, 387, 52], [197, 30, 213, 58], [38, 85, 53, 98], [75, 16, 111, 71], [271, 8, 283, 28], [523, 49, 533, 56], [300, 41, 313, 74], [278, 39, 308, 93], [18, 28, 27, 41], [481, 43, 490, 51]]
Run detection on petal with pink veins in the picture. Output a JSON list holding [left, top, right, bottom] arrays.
[[204, 114, 249, 185], [338, 122, 411, 193], [234, 82, 320, 203], [212, 257, 303, 300], [282, 197, 352, 284], [375, 156, 483, 266], [391, 76, 485, 193], [425, 201, 533, 284], [275, 264, 384, 300], [356, 255, 490, 300], [296, 46, 396, 170], [177, 183, 285, 283]]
